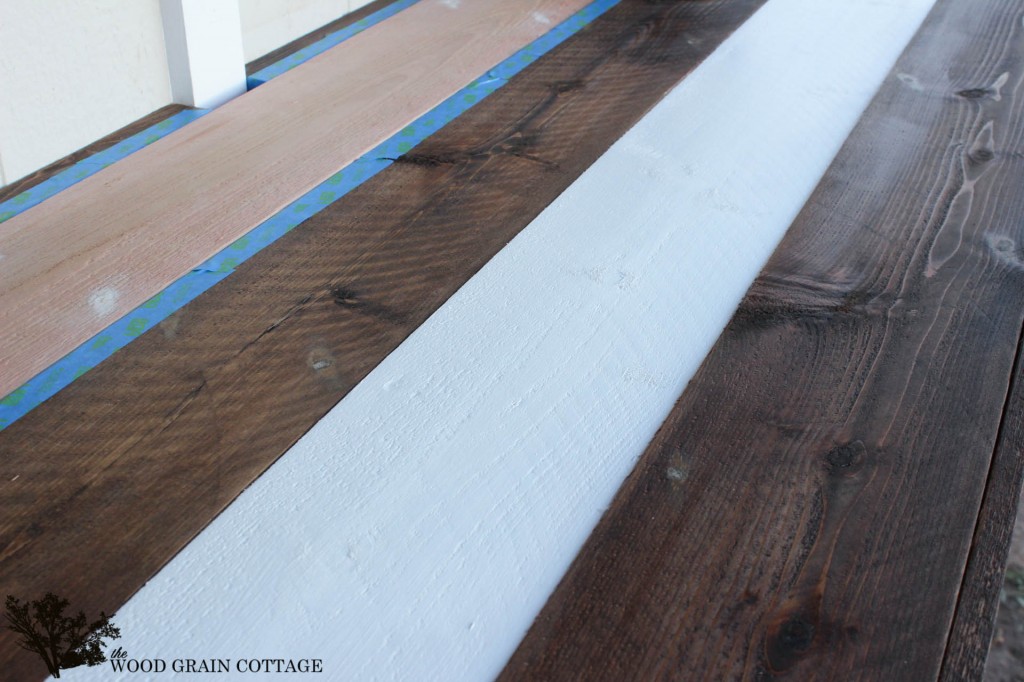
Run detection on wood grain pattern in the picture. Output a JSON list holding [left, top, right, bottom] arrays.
[[0, 0, 590, 400], [0, 104, 190, 204], [940, 326, 1024, 680], [498, 0, 1024, 679], [0, 1, 765, 679]]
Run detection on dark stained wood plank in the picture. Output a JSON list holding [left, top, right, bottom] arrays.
[[0, 1, 766, 678], [499, 0, 1024, 679], [941, 326, 1024, 680], [245, 0, 397, 75], [0, 104, 191, 204]]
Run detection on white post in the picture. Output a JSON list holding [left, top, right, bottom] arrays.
[[160, 0, 247, 109]]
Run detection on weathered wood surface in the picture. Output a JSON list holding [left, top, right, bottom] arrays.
[[941, 333, 1024, 680], [0, 0, 591, 399], [499, 0, 1024, 679], [0, 104, 190, 204], [0, 1, 766, 678]]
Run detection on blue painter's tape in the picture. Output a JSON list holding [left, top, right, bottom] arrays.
[[0, 109, 208, 225], [0, 0, 419, 226], [246, 0, 421, 87], [0, 0, 621, 431]]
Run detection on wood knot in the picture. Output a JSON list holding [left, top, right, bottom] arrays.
[[968, 147, 995, 164], [765, 611, 820, 672], [824, 440, 865, 474], [551, 79, 584, 93], [330, 286, 360, 307], [957, 87, 991, 99], [778, 617, 815, 652]]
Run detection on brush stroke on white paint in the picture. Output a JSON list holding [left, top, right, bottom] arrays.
[[59, 0, 936, 679]]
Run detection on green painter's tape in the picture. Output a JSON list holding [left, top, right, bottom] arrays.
[[142, 292, 164, 308], [217, 258, 240, 273], [0, 389, 26, 407], [91, 335, 113, 350], [125, 318, 150, 337]]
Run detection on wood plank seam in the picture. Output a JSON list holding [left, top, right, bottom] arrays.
[[0, 0, 593, 400], [0, 1, 769, 677], [940, 315, 1024, 679], [0, 0, 617, 433], [498, 0, 1024, 677]]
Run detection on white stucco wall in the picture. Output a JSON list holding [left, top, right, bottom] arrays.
[[0, 0, 174, 184], [239, 0, 374, 62]]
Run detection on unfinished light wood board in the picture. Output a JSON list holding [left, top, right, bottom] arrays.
[[245, 0, 398, 76], [0, 0, 592, 400], [500, 0, 1024, 679], [0, 1, 770, 679], [0, 104, 191, 204], [39, 0, 937, 679], [0, 0, 397, 209]]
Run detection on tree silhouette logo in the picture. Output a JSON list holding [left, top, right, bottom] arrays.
[[5, 593, 120, 678]]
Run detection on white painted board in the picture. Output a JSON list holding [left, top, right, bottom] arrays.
[[58, 0, 936, 679]]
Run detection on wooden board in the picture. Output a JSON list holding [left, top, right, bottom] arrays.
[[245, 0, 397, 76], [0, 0, 591, 400], [0, 104, 190, 204], [0, 0, 396, 206], [941, 332, 1024, 680], [498, 0, 1024, 679], [0, 1, 766, 678], [82, 0, 938, 677]]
